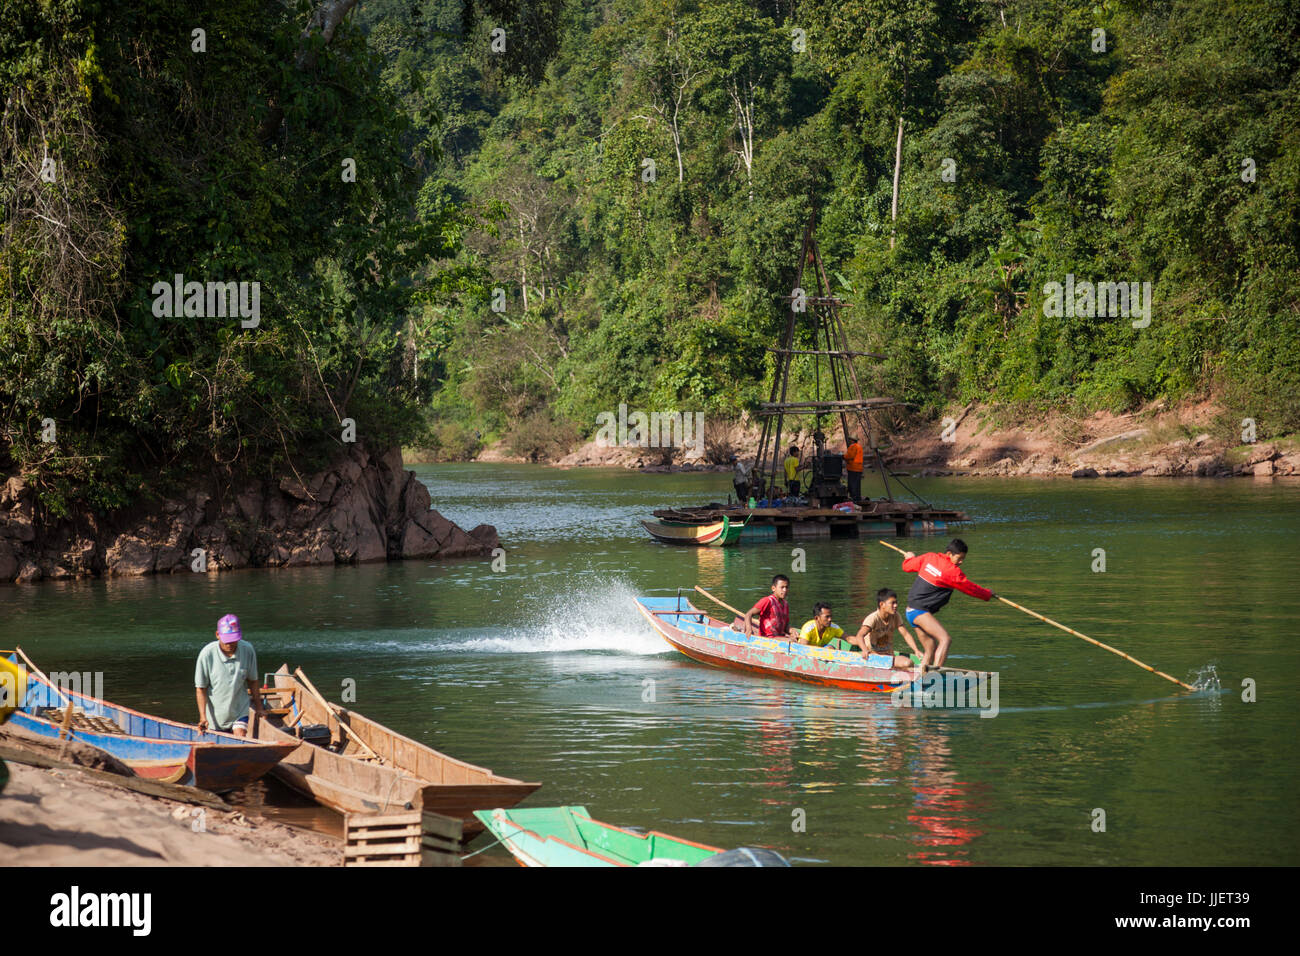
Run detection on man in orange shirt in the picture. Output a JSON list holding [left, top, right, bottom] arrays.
[[844, 436, 864, 500]]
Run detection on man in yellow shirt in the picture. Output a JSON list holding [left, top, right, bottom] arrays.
[[795, 603, 846, 647], [783, 445, 801, 497]]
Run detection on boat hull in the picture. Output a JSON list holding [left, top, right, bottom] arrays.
[[474, 806, 721, 867], [5, 653, 293, 792], [635, 596, 994, 696], [640, 515, 744, 546], [256, 667, 540, 842]]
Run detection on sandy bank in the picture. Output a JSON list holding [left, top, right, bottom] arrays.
[[0, 735, 339, 866]]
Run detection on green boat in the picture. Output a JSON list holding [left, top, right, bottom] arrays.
[[474, 806, 723, 867]]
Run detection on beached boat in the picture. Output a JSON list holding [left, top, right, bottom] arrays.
[[2, 652, 295, 792], [255, 666, 540, 841], [475, 806, 722, 867], [635, 596, 995, 694], [640, 514, 746, 546]]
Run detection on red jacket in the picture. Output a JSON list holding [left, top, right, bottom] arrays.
[[902, 552, 992, 614]]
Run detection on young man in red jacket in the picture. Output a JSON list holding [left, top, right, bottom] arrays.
[[900, 539, 995, 667]]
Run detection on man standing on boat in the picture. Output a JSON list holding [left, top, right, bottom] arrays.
[[732, 455, 752, 504], [900, 540, 995, 667], [195, 614, 263, 737], [844, 436, 864, 501]]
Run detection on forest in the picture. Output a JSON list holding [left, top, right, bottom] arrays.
[[2, 0, 1297, 508]]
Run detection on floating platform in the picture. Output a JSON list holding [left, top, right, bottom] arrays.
[[648, 500, 967, 543]]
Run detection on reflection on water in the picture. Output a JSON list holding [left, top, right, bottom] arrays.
[[4, 466, 1299, 865]]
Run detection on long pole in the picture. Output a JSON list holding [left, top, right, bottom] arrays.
[[694, 586, 745, 619], [876, 540, 1196, 692]]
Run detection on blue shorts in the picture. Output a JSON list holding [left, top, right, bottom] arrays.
[[905, 607, 931, 627]]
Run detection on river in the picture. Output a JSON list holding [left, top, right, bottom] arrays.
[[3, 465, 1296, 865]]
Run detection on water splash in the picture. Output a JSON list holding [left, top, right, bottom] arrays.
[[436, 579, 670, 656], [1190, 664, 1220, 693]]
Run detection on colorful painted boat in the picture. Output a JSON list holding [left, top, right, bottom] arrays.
[[255, 666, 540, 842], [641, 514, 746, 546], [3, 652, 295, 792], [635, 596, 996, 694], [474, 806, 723, 867]]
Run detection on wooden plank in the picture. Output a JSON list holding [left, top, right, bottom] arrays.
[[421, 811, 462, 841], [348, 823, 422, 837], [345, 840, 421, 856], [420, 835, 460, 854], [344, 810, 419, 828]]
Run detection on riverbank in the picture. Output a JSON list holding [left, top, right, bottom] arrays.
[[0, 445, 499, 584], [417, 400, 1300, 480], [0, 731, 339, 866]]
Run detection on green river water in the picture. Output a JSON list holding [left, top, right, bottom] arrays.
[[2, 465, 1297, 866]]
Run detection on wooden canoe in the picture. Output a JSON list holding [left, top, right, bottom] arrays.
[[641, 514, 746, 546], [2, 652, 294, 792], [255, 666, 540, 842], [634, 596, 996, 695], [474, 806, 722, 867]]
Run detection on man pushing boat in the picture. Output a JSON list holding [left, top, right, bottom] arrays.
[[900, 539, 995, 667]]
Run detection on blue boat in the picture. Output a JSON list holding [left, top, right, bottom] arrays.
[[4, 652, 295, 793]]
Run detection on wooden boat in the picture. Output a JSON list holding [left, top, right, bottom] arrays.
[[474, 806, 722, 867], [255, 666, 540, 842], [635, 596, 996, 695], [640, 514, 746, 546], [2, 652, 295, 792]]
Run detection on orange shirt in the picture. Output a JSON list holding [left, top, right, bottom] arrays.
[[845, 443, 863, 472]]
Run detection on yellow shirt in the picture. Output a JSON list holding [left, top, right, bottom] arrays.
[[783, 456, 800, 480], [799, 620, 845, 647]]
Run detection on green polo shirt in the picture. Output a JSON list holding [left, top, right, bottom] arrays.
[[195, 640, 258, 731]]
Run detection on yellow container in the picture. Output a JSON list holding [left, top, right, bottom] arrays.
[[0, 655, 28, 724]]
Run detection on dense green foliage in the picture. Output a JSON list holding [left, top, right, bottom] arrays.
[[372, 0, 1298, 456], [3, 0, 1297, 500], [0, 0, 538, 510]]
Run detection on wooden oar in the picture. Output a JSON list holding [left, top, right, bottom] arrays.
[[292, 667, 382, 761], [14, 645, 70, 707], [694, 586, 745, 619], [876, 540, 1196, 692]]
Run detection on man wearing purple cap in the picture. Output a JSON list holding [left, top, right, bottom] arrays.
[[195, 614, 262, 737]]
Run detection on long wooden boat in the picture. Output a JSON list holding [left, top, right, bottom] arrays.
[[2, 652, 294, 792], [634, 596, 996, 695], [475, 806, 722, 867], [640, 514, 746, 546], [255, 666, 540, 842]]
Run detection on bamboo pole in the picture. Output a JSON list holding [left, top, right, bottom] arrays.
[[877, 540, 1196, 691], [13, 646, 70, 707], [292, 667, 382, 760], [693, 586, 745, 620]]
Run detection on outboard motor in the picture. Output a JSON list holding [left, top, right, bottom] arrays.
[[697, 847, 791, 867]]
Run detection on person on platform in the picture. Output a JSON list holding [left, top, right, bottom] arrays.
[[732, 455, 752, 503], [900, 540, 995, 667], [844, 436, 864, 501], [742, 574, 799, 638], [195, 614, 263, 737], [795, 602, 846, 647], [850, 588, 924, 669], [783, 446, 801, 497]]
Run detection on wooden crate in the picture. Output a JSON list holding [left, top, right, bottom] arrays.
[[343, 810, 463, 867]]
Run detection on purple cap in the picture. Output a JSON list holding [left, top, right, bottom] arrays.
[[217, 614, 242, 643]]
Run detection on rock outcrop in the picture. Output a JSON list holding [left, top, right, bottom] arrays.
[[0, 445, 495, 584]]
